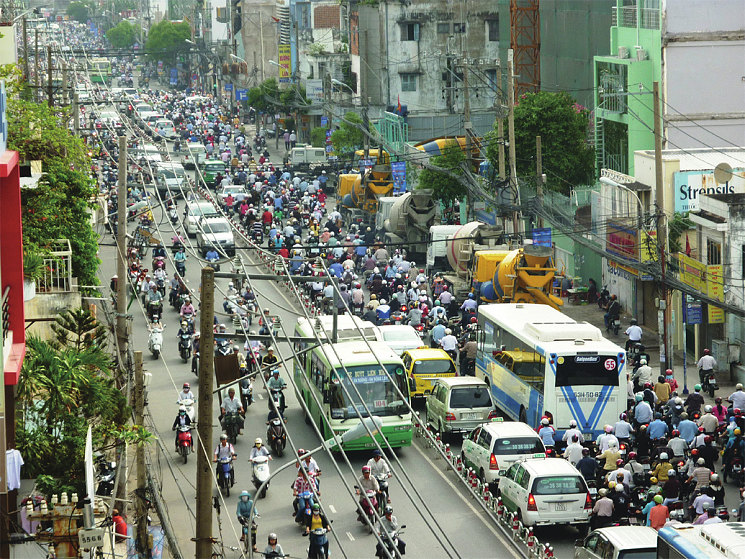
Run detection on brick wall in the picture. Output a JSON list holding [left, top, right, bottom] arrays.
[[314, 4, 340, 28]]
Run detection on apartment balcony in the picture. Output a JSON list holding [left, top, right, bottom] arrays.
[[611, 3, 660, 30]]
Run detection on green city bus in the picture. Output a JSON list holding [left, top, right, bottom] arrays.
[[88, 58, 111, 83], [203, 159, 227, 186], [293, 340, 413, 450]]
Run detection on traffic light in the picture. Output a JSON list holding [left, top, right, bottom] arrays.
[[233, 0, 242, 33]]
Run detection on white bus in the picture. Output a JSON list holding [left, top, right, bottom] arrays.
[[657, 522, 745, 559], [475, 303, 626, 439], [294, 315, 381, 343]]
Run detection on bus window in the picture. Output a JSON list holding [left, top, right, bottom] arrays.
[[555, 355, 619, 387]]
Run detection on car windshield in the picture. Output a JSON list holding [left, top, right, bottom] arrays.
[[204, 222, 231, 233], [413, 359, 455, 375], [493, 437, 544, 455], [329, 364, 409, 419], [382, 329, 419, 343], [190, 204, 216, 217], [532, 475, 586, 495], [449, 386, 491, 408], [205, 163, 224, 171]]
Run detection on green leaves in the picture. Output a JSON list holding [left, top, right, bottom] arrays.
[[106, 20, 140, 49], [416, 143, 466, 205], [66, 1, 92, 23], [485, 91, 594, 194], [310, 126, 327, 148], [144, 20, 191, 63], [247, 78, 279, 112], [330, 112, 364, 157]]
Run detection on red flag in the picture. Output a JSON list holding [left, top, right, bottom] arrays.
[[685, 233, 691, 257], [396, 95, 402, 114]]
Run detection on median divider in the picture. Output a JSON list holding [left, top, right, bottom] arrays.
[[414, 417, 554, 559]]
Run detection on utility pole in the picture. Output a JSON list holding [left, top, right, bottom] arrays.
[[536, 135, 543, 228], [47, 45, 53, 107], [61, 62, 68, 106], [73, 94, 80, 133], [497, 64, 506, 181], [361, 29, 369, 159], [324, 72, 332, 126], [34, 29, 39, 103], [461, 60, 474, 222], [259, 14, 265, 81], [22, 18, 29, 85], [507, 49, 520, 237], [195, 267, 215, 559], [653, 80, 669, 374], [116, 135, 128, 364], [134, 351, 150, 558]]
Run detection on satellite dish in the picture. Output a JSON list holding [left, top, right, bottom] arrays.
[[714, 162, 733, 184]]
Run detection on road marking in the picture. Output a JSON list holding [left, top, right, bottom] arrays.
[[345, 531, 355, 542], [328, 505, 336, 513], [411, 440, 523, 559], [257, 393, 263, 400]]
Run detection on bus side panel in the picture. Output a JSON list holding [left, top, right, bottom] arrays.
[[336, 419, 413, 451], [477, 356, 538, 422]]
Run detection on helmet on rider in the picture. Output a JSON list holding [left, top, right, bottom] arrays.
[[660, 453, 668, 460], [183, 382, 190, 390], [254, 438, 262, 447], [220, 433, 228, 441], [569, 419, 577, 428], [653, 495, 664, 504], [704, 348, 711, 355], [268, 533, 278, 544], [362, 465, 371, 474], [541, 418, 550, 426], [628, 452, 637, 460], [179, 406, 186, 414], [384, 505, 393, 515], [240, 490, 250, 502]]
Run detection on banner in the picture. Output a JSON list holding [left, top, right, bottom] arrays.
[[677, 253, 706, 292], [639, 229, 657, 262], [674, 169, 745, 213], [706, 264, 725, 323], [606, 222, 638, 261], [531, 228, 552, 248], [278, 44, 291, 83], [683, 298, 703, 325], [305, 79, 324, 102], [391, 161, 407, 194]]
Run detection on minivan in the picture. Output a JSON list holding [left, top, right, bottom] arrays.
[[574, 526, 657, 559], [425, 377, 494, 441]]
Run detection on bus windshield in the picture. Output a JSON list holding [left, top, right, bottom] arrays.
[[330, 364, 408, 419], [555, 355, 619, 386]]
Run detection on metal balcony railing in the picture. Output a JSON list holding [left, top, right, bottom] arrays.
[[612, 4, 660, 30], [40, 239, 74, 293]]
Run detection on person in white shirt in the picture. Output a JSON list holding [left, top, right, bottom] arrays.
[[624, 318, 643, 352], [729, 384, 745, 410], [563, 435, 584, 466], [614, 414, 634, 443], [562, 420, 583, 444], [697, 349, 717, 386], [595, 426, 619, 453]]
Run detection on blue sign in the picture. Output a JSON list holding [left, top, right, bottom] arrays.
[[391, 161, 407, 194], [235, 89, 248, 101], [224, 83, 233, 91], [684, 300, 703, 325], [320, 116, 328, 126], [169, 68, 178, 86], [532, 228, 552, 248], [360, 159, 374, 173], [0, 82, 7, 154]]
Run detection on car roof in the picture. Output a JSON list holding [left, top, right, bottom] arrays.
[[379, 325, 420, 337], [435, 377, 488, 388], [518, 457, 579, 476], [479, 421, 540, 438], [593, 526, 657, 550], [404, 348, 451, 360]]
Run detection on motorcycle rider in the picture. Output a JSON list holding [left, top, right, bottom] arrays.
[[697, 348, 717, 386], [220, 387, 245, 433], [292, 468, 319, 518], [368, 449, 392, 503], [263, 533, 284, 558], [356, 465, 380, 521], [174, 245, 187, 272], [178, 382, 195, 403], [603, 294, 621, 330], [250, 438, 271, 461], [179, 296, 196, 319], [439, 328, 458, 362], [624, 318, 642, 352], [685, 385, 705, 416], [304, 503, 332, 558], [172, 406, 192, 450], [376, 505, 406, 556], [236, 490, 259, 550], [729, 383, 745, 411], [145, 284, 163, 319], [297, 450, 321, 488], [177, 319, 193, 344], [213, 433, 236, 483], [723, 428, 745, 482], [633, 359, 654, 391]]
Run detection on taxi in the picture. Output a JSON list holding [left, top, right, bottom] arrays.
[[401, 348, 456, 400]]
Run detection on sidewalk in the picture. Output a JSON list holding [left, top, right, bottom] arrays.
[[559, 298, 736, 399]]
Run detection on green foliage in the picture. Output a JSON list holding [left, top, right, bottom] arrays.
[[51, 307, 108, 352], [67, 1, 92, 23], [144, 20, 191, 63], [247, 78, 279, 113], [416, 144, 466, 205], [280, 85, 309, 113], [669, 212, 694, 254], [22, 250, 45, 281], [331, 112, 364, 157], [284, 117, 296, 133], [485, 91, 594, 194], [106, 20, 140, 48], [17, 336, 135, 497], [310, 126, 327, 148]]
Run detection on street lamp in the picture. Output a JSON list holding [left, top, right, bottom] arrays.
[[246, 416, 383, 559], [331, 78, 354, 94]]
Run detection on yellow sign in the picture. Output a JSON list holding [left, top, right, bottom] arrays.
[[706, 264, 725, 323], [639, 230, 657, 262], [677, 253, 706, 292], [278, 44, 291, 83]]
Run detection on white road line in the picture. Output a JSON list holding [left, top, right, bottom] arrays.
[[328, 505, 336, 514], [411, 440, 523, 559], [345, 531, 355, 542], [257, 393, 264, 400]]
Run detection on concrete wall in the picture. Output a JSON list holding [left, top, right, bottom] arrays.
[[664, 0, 745, 34], [240, 1, 281, 82], [24, 292, 82, 341]]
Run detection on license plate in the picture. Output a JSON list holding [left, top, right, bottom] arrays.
[[462, 412, 480, 420], [555, 503, 567, 511]]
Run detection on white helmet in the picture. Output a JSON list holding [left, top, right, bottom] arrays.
[[445, 328, 452, 335]]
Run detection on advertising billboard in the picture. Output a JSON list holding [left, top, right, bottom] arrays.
[[674, 169, 745, 213], [278, 44, 291, 83]]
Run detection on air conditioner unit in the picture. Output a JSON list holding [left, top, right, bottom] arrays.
[[636, 48, 648, 61], [618, 46, 629, 59]]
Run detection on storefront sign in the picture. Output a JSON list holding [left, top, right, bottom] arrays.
[[674, 169, 745, 213], [532, 228, 552, 248], [278, 44, 291, 83], [391, 161, 407, 194], [606, 222, 638, 261], [683, 299, 703, 325], [677, 253, 706, 292], [639, 229, 657, 263], [706, 264, 725, 323], [305, 79, 324, 102]]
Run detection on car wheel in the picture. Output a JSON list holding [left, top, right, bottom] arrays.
[[479, 468, 485, 483], [461, 451, 467, 468]]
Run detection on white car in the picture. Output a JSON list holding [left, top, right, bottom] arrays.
[[184, 200, 220, 237], [196, 217, 235, 256], [154, 118, 179, 140], [377, 325, 423, 356], [500, 457, 591, 528], [461, 419, 545, 489], [574, 526, 657, 559], [181, 143, 207, 169], [217, 185, 248, 207]]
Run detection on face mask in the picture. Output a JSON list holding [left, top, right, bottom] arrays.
[[241, 496, 248, 502], [180, 412, 185, 416]]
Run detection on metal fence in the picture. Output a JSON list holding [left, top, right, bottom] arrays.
[[40, 239, 74, 293]]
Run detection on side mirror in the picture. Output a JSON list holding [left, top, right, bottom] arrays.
[[574, 539, 585, 547], [408, 377, 416, 392], [400, 525, 407, 529]]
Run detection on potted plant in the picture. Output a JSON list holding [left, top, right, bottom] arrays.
[[23, 251, 45, 300]]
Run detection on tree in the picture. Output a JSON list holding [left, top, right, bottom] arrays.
[[485, 91, 594, 194], [416, 144, 466, 205], [144, 19, 191, 63], [310, 126, 327, 148], [279, 84, 309, 114], [51, 307, 108, 352], [330, 112, 364, 157], [106, 20, 139, 48], [67, 1, 91, 23], [247, 78, 279, 113]]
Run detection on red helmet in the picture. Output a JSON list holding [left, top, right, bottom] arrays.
[[736, 408, 742, 416], [704, 348, 711, 355], [628, 451, 637, 460], [442, 285, 448, 290], [470, 317, 478, 323], [672, 430, 680, 437], [691, 448, 699, 455]]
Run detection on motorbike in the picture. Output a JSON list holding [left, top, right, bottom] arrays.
[[269, 387, 287, 417], [375, 474, 390, 514], [355, 486, 378, 533], [192, 348, 200, 377], [181, 312, 195, 333], [148, 322, 163, 359], [352, 300, 364, 317], [215, 338, 232, 357], [180, 398, 196, 422], [701, 368, 719, 397], [251, 455, 270, 498], [216, 456, 234, 496], [375, 526, 406, 559], [607, 317, 621, 336], [240, 375, 253, 410], [178, 332, 192, 362], [239, 516, 258, 555], [598, 285, 610, 309], [169, 208, 179, 225], [224, 412, 242, 444], [294, 490, 314, 526], [175, 260, 186, 277], [152, 256, 166, 272], [267, 417, 287, 457], [205, 252, 221, 271], [304, 527, 330, 559], [176, 425, 193, 464], [95, 455, 117, 496], [156, 277, 166, 297], [390, 304, 408, 325], [147, 300, 162, 322]]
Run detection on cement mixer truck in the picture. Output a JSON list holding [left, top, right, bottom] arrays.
[[382, 190, 438, 261], [443, 221, 508, 298]]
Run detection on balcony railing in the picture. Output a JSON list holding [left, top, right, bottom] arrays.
[[39, 239, 74, 293], [612, 5, 660, 30]]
